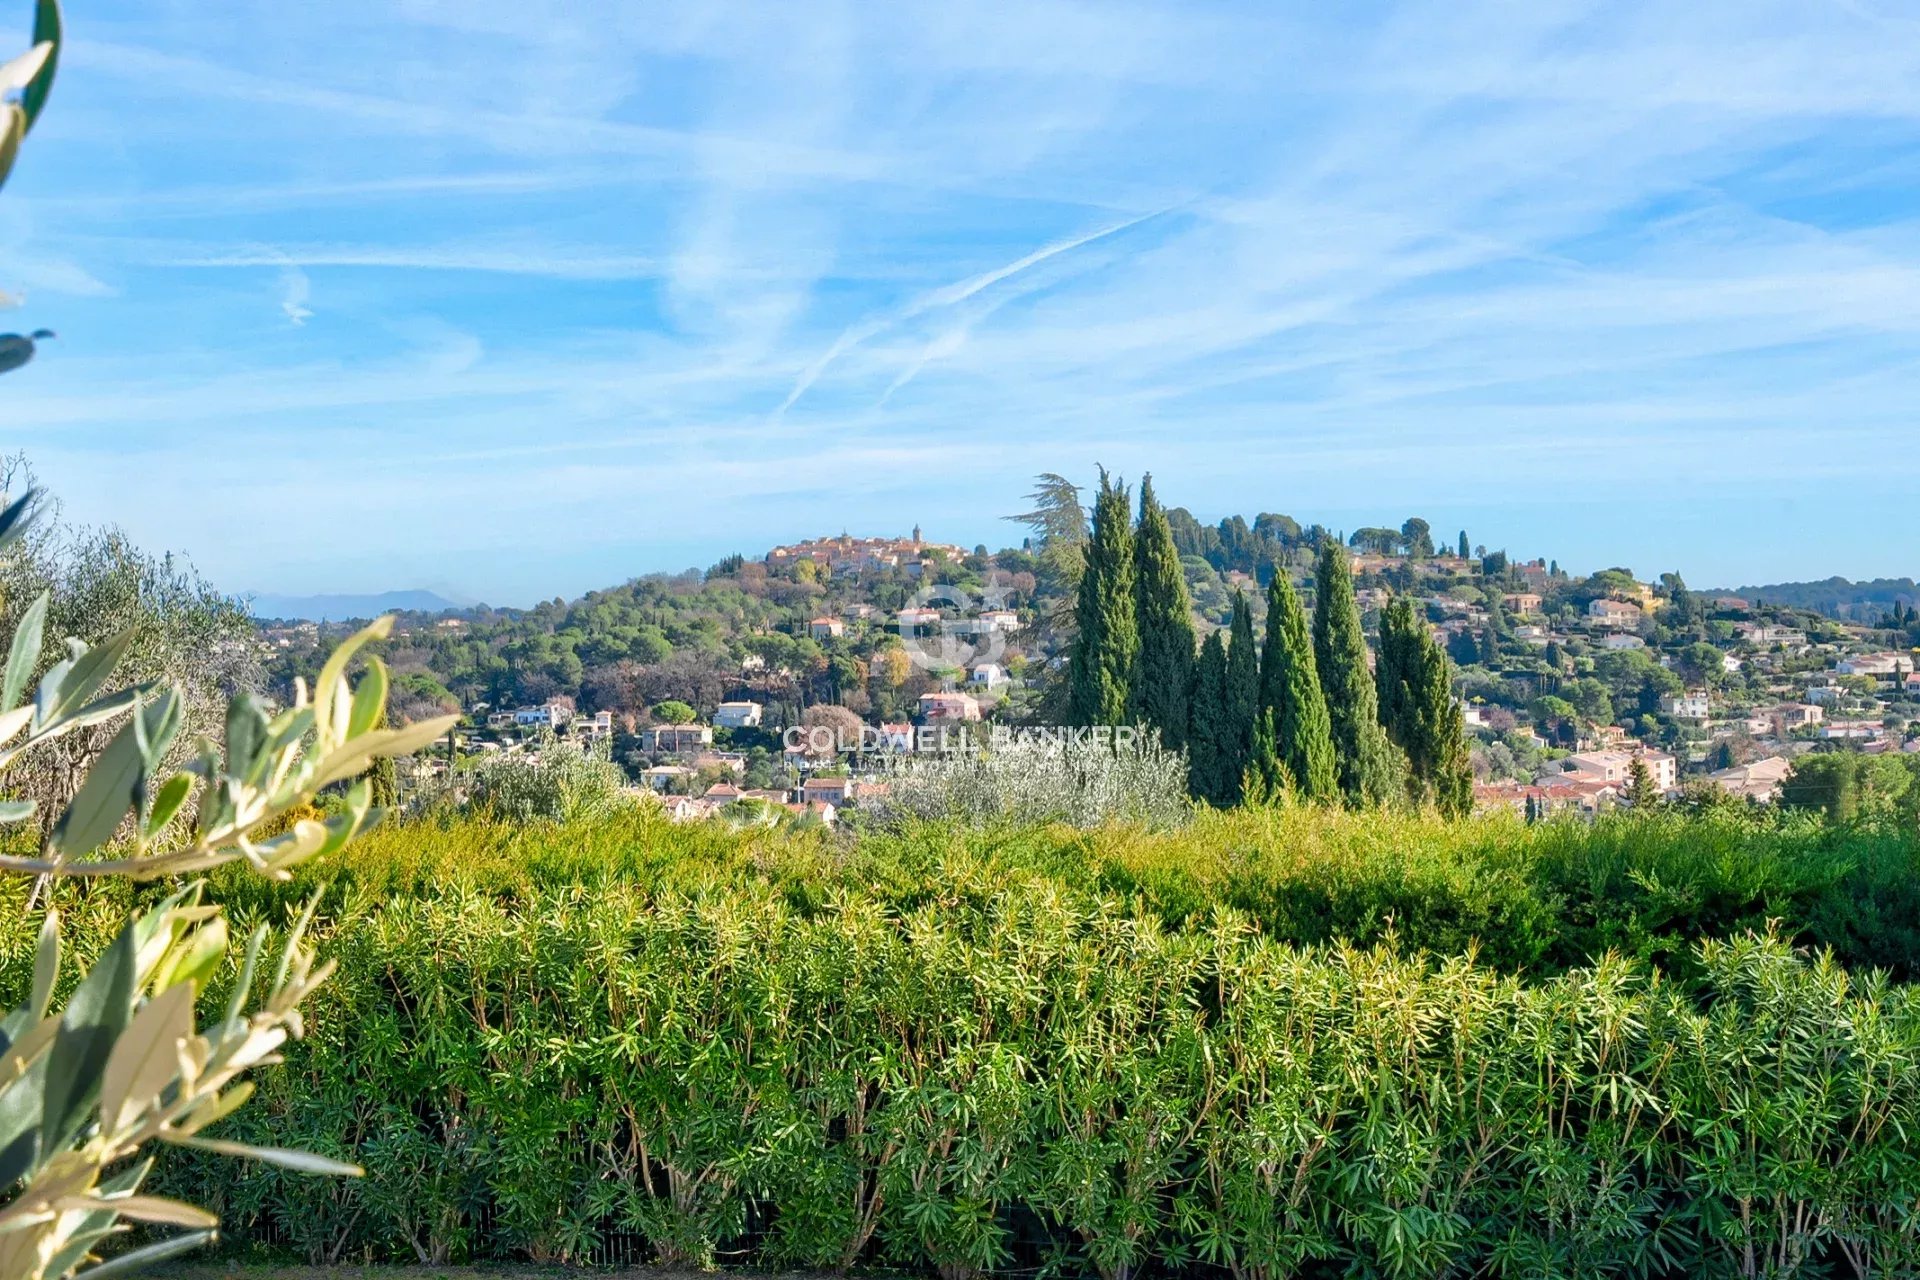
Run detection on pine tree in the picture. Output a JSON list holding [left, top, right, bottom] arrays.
[[1187, 630, 1229, 804], [1256, 571, 1337, 800], [1129, 475, 1195, 750], [1377, 596, 1473, 817], [1007, 473, 1088, 607], [1220, 590, 1259, 804], [1312, 541, 1405, 806], [1067, 468, 1137, 727]]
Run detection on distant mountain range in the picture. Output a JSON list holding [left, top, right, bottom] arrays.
[[1717, 576, 1919, 619], [248, 589, 468, 622]]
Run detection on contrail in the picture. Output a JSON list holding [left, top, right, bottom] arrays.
[[774, 207, 1166, 418]]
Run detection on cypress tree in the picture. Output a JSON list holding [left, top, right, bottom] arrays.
[[1242, 708, 1287, 804], [1429, 680, 1472, 818], [369, 740, 399, 810], [1129, 475, 1195, 750], [1256, 571, 1337, 801], [1378, 596, 1473, 817], [1187, 630, 1229, 804], [1067, 468, 1137, 727], [1220, 590, 1259, 804], [1311, 541, 1405, 806], [1458, 529, 1470, 560], [1625, 755, 1662, 811], [1377, 597, 1416, 753]]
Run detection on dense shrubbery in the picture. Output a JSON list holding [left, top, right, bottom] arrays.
[[6, 809, 1920, 1277], [64, 804, 1919, 981], [124, 900, 1920, 1276]]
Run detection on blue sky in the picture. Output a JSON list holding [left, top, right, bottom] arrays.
[[2, 0, 1918, 605]]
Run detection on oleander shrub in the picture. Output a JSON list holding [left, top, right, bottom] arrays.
[[67, 886, 1920, 1279], [122, 802, 1920, 982], [11, 805, 1920, 1274], [10, 805, 1920, 1277]]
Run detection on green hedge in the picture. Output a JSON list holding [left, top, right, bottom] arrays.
[[178, 805, 1920, 979], [6, 811, 1920, 1277], [130, 890, 1920, 1276]]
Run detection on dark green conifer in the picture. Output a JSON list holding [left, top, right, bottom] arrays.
[[1187, 630, 1229, 804], [1625, 754, 1662, 811], [369, 747, 399, 811], [1378, 596, 1473, 817], [1128, 475, 1195, 750], [1255, 572, 1337, 801], [1242, 708, 1288, 804], [1067, 468, 1137, 727], [1220, 591, 1259, 804], [1311, 541, 1405, 806]]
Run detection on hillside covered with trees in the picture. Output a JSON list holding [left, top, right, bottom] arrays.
[[255, 467, 1920, 815]]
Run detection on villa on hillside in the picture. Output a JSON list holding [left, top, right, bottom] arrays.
[[1837, 652, 1908, 676], [1659, 691, 1711, 721], [1735, 622, 1806, 647], [1478, 776, 1620, 818], [487, 702, 572, 731], [918, 691, 982, 723], [1707, 755, 1793, 803], [641, 724, 714, 754], [641, 764, 694, 792], [1559, 748, 1677, 791], [1587, 598, 1644, 627], [800, 775, 860, 806], [1771, 703, 1825, 735], [969, 663, 1008, 689]]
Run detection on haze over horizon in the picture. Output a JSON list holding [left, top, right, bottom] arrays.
[[4, 0, 1918, 604]]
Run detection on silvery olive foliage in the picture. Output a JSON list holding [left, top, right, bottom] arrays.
[[0, 490, 456, 1280], [0, 3, 58, 381], [423, 736, 629, 825], [0, 0, 55, 195], [868, 732, 1191, 830], [0, 456, 262, 838]]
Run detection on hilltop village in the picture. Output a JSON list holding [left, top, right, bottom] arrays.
[[259, 509, 1920, 824]]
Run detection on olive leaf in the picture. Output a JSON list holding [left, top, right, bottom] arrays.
[[98, 982, 194, 1133]]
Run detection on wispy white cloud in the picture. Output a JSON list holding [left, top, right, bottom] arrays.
[[12, 0, 1920, 598], [155, 244, 664, 280], [278, 263, 311, 326]]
